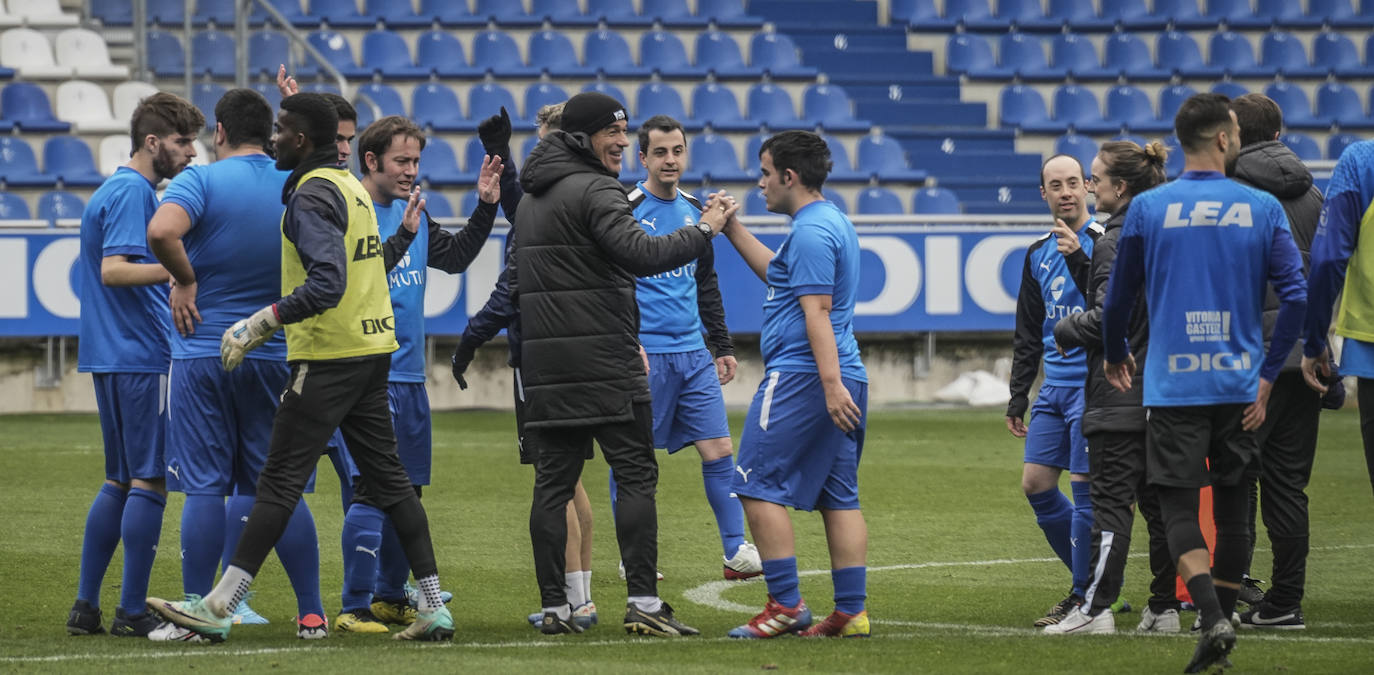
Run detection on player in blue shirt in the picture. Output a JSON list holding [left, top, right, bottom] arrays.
[[716, 131, 870, 639], [146, 88, 330, 639], [611, 115, 761, 581], [1102, 93, 1306, 672], [66, 92, 203, 639], [332, 115, 500, 633], [1007, 154, 1102, 627]]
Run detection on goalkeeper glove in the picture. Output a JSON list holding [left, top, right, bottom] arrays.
[[221, 304, 282, 371], [450, 338, 477, 390], [477, 106, 512, 159]]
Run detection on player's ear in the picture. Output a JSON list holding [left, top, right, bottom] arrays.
[[214, 122, 227, 147], [364, 151, 378, 174]]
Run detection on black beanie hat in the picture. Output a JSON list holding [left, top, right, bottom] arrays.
[[561, 92, 628, 137]]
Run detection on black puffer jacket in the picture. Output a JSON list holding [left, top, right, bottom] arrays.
[[1232, 140, 1323, 372], [1054, 210, 1149, 435], [512, 130, 708, 428]]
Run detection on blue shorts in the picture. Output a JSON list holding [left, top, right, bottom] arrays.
[[93, 372, 167, 483], [648, 349, 731, 453], [387, 381, 432, 486], [732, 371, 867, 511], [168, 357, 290, 495], [1024, 383, 1089, 475]]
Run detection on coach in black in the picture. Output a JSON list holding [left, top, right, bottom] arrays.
[[512, 92, 735, 636]]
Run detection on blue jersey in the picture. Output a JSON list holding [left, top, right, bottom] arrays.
[[1017, 224, 1100, 388], [631, 183, 707, 354], [759, 200, 866, 382], [1307, 140, 1374, 361], [77, 167, 170, 373], [376, 199, 429, 383], [1103, 171, 1306, 407], [161, 154, 289, 361]]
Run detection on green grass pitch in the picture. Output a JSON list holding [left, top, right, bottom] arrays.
[[2, 408, 1371, 673]]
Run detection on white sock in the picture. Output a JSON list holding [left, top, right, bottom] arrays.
[[565, 572, 587, 608], [416, 574, 443, 612], [206, 566, 253, 618], [543, 604, 571, 620], [582, 570, 593, 603], [628, 595, 662, 613]]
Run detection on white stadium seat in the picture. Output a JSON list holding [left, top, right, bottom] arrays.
[[55, 29, 129, 80], [98, 134, 130, 177], [5, 0, 79, 27], [112, 81, 160, 124], [0, 27, 73, 79], [55, 80, 127, 134]]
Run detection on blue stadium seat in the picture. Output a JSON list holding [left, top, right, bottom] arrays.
[[747, 83, 803, 129], [147, 0, 186, 25], [856, 133, 927, 182], [531, 0, 598, 26], [946, 34, 994, 76], [251, 82, 283, 110], [696, 30, 762, 79], [1157, 30, 1214, 78], [423, 190, 453, 219], [521, 134, 541, 160], [1052, 33, 1113, 81], [1313, 31, 1372, 77], [686, 133, 749, 183], [1280, 132, 1321, 160], [528, 30, 594, 77], [1000, 84, 1051, 130], [419, 137, 466, 186], [469, 83, 519, 126], [0, 137, 57, 187], [300, 82, 341, 95], [1328, 132, 1363, 160], [1261, 32, 1324, 78], [823, 188, 848, 214], [472, 30, 539, 77], [524, 83, 568, 125], [1203, 0, 1266, 28], [298, 30, 370, 78], [972, 32, 1059, 81], [744, 188, 768, 215], [1163, 134, 1184, 177], [1265, 82, 1323, 129], [698, 0, 764, 28], [822, 133, 867, 182], [1208, 31, 1268, 78], [1113, 132, 1149, 148], [643, 0, 709, 27], [691, 82, 755, 132], [804, 84, 868, 133], [1100, 32, 1168, 80], [37, 190, 83, 224], [247, 30, 289, 78], [474, 0, 541, 27], [1055, 133, 1098, 175], [94, 0, 133, 26], [44, 136, 103, 187], [891, 0, 940, 26], [1050, 85, 1114, 134], [415, 30, 479, 78], [749, 32, 817, 79], [2, 83, 69, 133], [1159, 84, 1198, 125], [1044, 0, 1113, 31], [194, 0, 236, 25], [1149, 0, 1211, 29], [1211, 80, 1249, 99], [913, 186, 960, 214], [416, 0, 484, 26], [1255, 0, 1322, 28], [641, 30, 702, 78], [308, 0, 374, 28], [0, 191, 31, 219], [460, 189, 481, 217], [583, 81, 629, 107], [584, 30, 650, 78], [362, 30, 430, 79], [356, 82, 406, 119], [147, 30, 186, 77], [412, 83, 467, 132], [463, 137, 489, 176], [1316, 82, 1374, 129], [367, 0, 431, 28], [1309, 0, 1366, 28], [743, 132, 768, 175], [856, 186, 904, 214], [586, 0, 654, 27], [635, 82, 691, 127], [1105, 85, 1171, 133], [1101, 0, 1164, 29]]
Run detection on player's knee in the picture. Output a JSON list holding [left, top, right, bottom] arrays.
[[131, 477, 165, 496], [105, 479, 130, 491], [696, 437, 734, 461]]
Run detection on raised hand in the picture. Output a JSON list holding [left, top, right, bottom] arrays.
[[477, 106, 512, 155], [477, 154, 503, 204], [276, 64, 299, 98], [401, 186, 426, 233], [1051, 218, 1080, 256]]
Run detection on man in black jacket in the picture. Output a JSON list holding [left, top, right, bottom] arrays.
[[512, 92, 737, 636], [1231, 93, 1326, 631]]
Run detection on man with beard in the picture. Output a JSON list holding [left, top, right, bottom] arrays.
[[66, 92, 203, 638]]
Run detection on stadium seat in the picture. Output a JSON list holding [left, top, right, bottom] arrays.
[[411, 83, 467, 132], [461, 136, 490, 178], [307, 0, 375, 28], [1158, 84, 1197, 125], [1313, 31, 1372, 77], [37, 189, 82, 224], [583, 81, 629, 107], [112, 81, 159, 123], [1099, 32, 1168, 80], [1, 82, 70, 132], [531, 0, 597, 26], [1156, 30, 1215, 78], [696, 30, 762, 79], [748, 83, 803, 130], [1, 27, 71, 78], [356, 82, 406, 120], [193, 0, 236, 25], [587, 0, 654, 26], [1055, 133, 1098, 175], [1044, 0, 1113, 31], [685, 133, 748, 183], [974, 32, 1059, 81], [1113, 132, 1149, 148], [524, 83, 568, 124], [892, 0, 943, 26], [856, 186, 904, 214], [1328, 132, 1363, 160], [528, 30, 595, 78], [6, 0, 78, 27], [1261, 31, 1324, 78], [458, 188, 481, 215], [251, 82, 283, 110], [691, 82, 756, 132], [190, 30, 235, 78], [419, 136, 466, 186], [366, 0, 429, 28], [1052, 33, 1112, 81], [145, 30, 186, 77], [643, 0, 709, 27], [0, 137, 57, 187], [299, 30, 370, 79], [1000, 84, 1051, 131], [415, 30, 479, 78], [914, 186, 960, 214], [1149, 0, 1211, 29], [55, 80, 125, 134], [584, 30, 649, 78], [247, 30, 289, 78], [856, 133, 927, 182], [191, 82, 226, 132], [521, 134, 541, 160], [1211, 80, 1249, 99], [946, 34, 994, 76], [1255, 0, 1322, 28], [43, 136, 103, 187], [697, 0, 764, 28], [1050, 85, 1114, 134], [97, 134, 128, 176], [822, 188, 848, 213], [54, 29, 128, 79], [1316, 82, 1374, 129], [473, 0, 539, 26], [822, 133, 867, 182], [1101, 0, 1164, 29], [641, 30, 701, 78], [0, 191, 29, 219], [1105, 85, 1171, 133], [415, 0, 484, 26], [1202, 0, 1266, 29], [1208, 31, 1268, 78], [93, 0, 133, 26], [1265, 82, 1323, 129], [469, 83, 519, 126], [1162, 134, 1184, 177], [1309, 0, 1365, 28], [635, 82, 691, 128], [423, 189, 453, 219], [362, 30, 430, 79], [1280, 132, 1321, 161], [804, 84, 868, 132], [472, 30, 538, 77], [249, 0, 308, 26], [749, 32, 817, 79], [743, 188, 768, 214]]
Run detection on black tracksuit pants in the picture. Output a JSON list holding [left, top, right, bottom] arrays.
[[1358, 378, 1374, 499]]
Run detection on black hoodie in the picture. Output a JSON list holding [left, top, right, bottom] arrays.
[[512, 130, 708, 428]]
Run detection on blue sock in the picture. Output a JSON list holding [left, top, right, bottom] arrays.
[[77, 484, 127, 606], [222, 495, 254, 574], [375, 516, 411, 602], [761, 557, 802, 608], [1070, 481, 1094, 598], [178, 495, 224, 596], [832, 566, 867, 615], [608, 467, 619, 522], [340, 504, 384, 613], [1027, 487, 1074, 570], [273, 500, 324, 618], [118, 487, 166, 616], [702, 456, 746, 559]]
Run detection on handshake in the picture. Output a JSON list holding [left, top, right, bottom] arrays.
[[699, 190, 742, 236]]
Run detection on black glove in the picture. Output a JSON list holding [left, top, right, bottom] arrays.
[[477, 106, 512, 159], [451, 338, 477, 390], [1322, 364, 1346, 410]]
